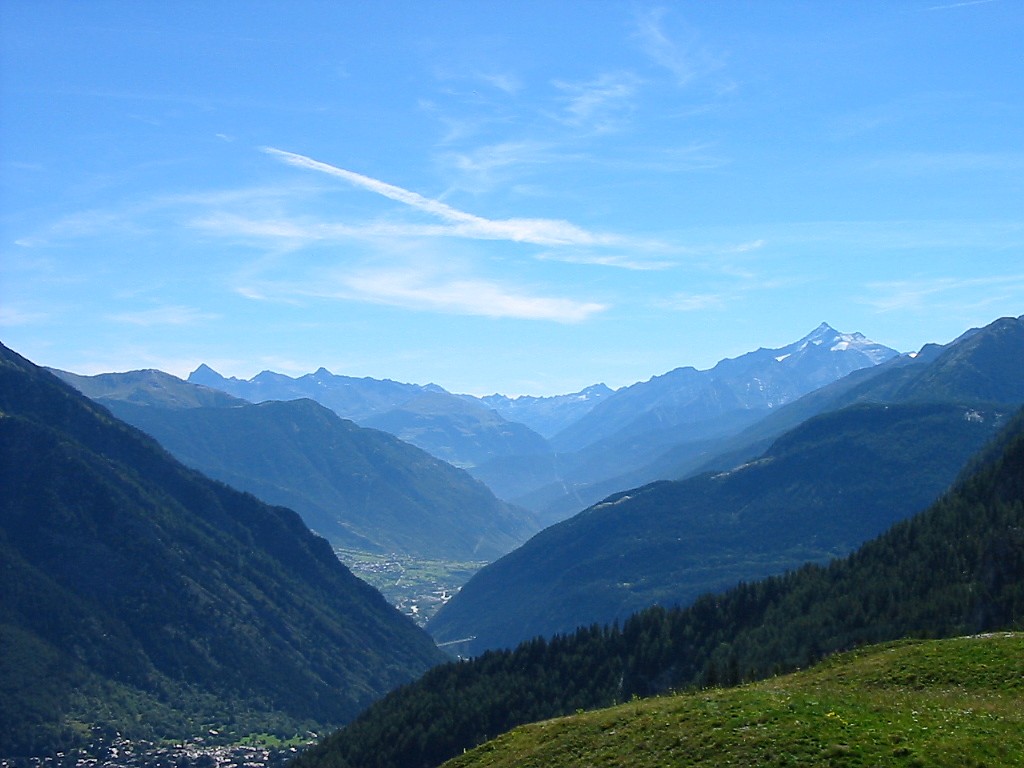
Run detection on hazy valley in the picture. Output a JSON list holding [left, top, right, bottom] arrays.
[[4, 315, 1024, 767]]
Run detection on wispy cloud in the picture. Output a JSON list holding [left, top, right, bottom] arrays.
[[107, 305, 220, 326], [441, 140, 561, 191], [551, 72, 641, 133], [478, 72, 523, 95], [927, 0, 998, 10], [0, 306, 49, 326], [632, 8, 723, 87], [191, 212, 365, 243], [864, 273, 1024, 313], [262, 147, 655, 249], [864, 150, 1024, 175], [657, 270, 809, 313], [342, 269, 607, 322], [661, 292, 729, 312], [24, 209, 148, 246], [242, 265, 607, 323], [534, 249, 676, 271]]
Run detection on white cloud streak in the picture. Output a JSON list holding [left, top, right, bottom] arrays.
[[662, 292, 729, 312], [633, 8, 722, 87], [927, 0, 998, 10], [864, 273, 1024, 313], [551, 72, 641, 133], [533, 249, 676, 271], [0, 306, 49, 326], [634, 8, 697, 85], [243, 266, 608, 323], [262, 146, 652, 249], [107, 305, 220, 326]]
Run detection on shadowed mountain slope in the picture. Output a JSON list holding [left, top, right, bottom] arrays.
[[189, 364, 551, 471], [430, 317, 1024, 653], [429, 401, 1005, 653], [55, 368, 536, 560], [0, 343, 445, 758], [290, 404, 1024, 768]]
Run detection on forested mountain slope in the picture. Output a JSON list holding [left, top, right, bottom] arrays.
[[292, 405, 1024, 768], [429, 316, 1024, 652], [56, 368, 536, 560], [0, 343, 445, 759], [430, 402, 1005, 654]]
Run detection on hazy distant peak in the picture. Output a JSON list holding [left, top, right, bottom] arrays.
[[779, 323, 895, 364], [577, 383, 615, 399], [806, 321, 837, 337], [187, 363, 231, 385]]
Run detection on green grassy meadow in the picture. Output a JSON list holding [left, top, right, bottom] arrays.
[[443, 633, 1024, 768]]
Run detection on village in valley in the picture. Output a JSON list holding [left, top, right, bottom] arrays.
[[334, 549, 481, 627]]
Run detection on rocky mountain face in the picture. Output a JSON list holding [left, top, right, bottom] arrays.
[[549, 322, 898, 453]]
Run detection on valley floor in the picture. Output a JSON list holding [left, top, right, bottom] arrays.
[[335, 548, 486, 627], [0, 737, 312, 768]]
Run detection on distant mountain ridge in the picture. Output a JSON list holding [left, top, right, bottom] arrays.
[[550, 322, 899, 453], [188, 364, 555, 470], [476, 323, 899, 522], [188, 324, 897, 525], [471, 384, 616, 438], [429, 316, 1024, 654], [189, 363, 444, 422], [55, 369, 537, 561], [363, 390, 550, 468], [0, 342, 445, 758], [667, 313, 1024, 483], [56, 367, 244, 408]]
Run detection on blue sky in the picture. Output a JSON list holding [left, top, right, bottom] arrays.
[[2, 1, 1022, 396]]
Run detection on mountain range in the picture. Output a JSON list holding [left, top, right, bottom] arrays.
[[54, 368, 536, 561], [292, 398, 1024, 768], [190, 323, 899, 527], [188, 364, 556, 471], [0, 343, 445, 757], [428, 315, 1024, 654], [480, 323, 901, 523], [4, 315, 1022, 764]]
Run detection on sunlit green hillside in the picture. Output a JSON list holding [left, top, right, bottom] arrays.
[[445, 633, 1024, 768]]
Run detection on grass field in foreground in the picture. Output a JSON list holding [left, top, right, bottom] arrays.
[[443, 633, 1024, 768]]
